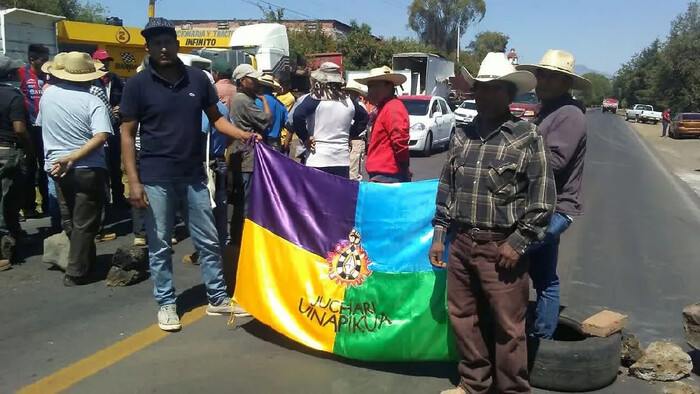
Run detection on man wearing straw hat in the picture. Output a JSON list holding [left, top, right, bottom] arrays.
[[37, 52, 113, 286], [429, 52, 555, 394], [119, 18, 259, 331], [256, 74, 288, 152], [356, 66, 410, 183], [517, 50, 589, 340]]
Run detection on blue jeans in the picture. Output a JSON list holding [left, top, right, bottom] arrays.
[[143, 181, 228, 306], [527, 212, 572, 339], [47, 176, 62, 230]]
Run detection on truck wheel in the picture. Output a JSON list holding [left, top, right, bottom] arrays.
[[528, 314, 621, 392], [422, 132, 433, 157], [653, 121, 658, 125], [636, 115, 641, 123], [625, 115, 630, 121]]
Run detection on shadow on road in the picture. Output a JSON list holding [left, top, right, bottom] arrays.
[[240, 319, 459, 383], [690, 350, 700, 376], [176, 284, 208, 316]]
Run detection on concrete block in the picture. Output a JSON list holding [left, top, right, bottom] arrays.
[[582, 310, 628, 338]]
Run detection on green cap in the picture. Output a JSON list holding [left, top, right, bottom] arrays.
[[212, 60, 231, 73]]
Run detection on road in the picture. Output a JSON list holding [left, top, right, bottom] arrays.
[[1, 111, 698, 393]]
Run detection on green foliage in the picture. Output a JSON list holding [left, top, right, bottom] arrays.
[[614, 2, 700, 112], [467, 31, 509, 62], [408, 0, 486, 53], [257, 4, 285, 22], [577, 72, 612, 107], [287, 23, 336, 63], [5, 0, 106, 23]]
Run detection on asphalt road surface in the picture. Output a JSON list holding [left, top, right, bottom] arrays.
[[2, 111, 699, 393]]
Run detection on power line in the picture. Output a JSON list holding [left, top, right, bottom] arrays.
[[239, 0, 317, 20]]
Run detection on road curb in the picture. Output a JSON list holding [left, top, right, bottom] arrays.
[[624, 119, 700, 214]]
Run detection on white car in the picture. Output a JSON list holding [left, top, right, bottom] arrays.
[[399, 95, 456, 156], [454, 100, 477, 125]]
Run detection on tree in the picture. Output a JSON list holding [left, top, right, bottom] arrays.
[[408, 0, 486, 54], [287, 24, 336, 66], [257, 4, 284, 22], [3, 0, 106, 23], [467, 31, 509, 62], [655, 1, 700, 112], [578, 72, 612, 107]]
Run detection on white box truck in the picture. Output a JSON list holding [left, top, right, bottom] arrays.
[[392, 53, 454, 99], [0, 7, 63, 61]]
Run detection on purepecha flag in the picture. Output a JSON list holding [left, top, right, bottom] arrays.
[[234, 144, 457, 361]]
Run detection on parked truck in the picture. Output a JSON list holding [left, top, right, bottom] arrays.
[[392, 53, 454, 99], [626, 104, 662, 124], [0, 7, 63, 60]]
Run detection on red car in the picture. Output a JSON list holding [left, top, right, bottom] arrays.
[[510, 91, 539, 120], [602, 98, 619, 114]]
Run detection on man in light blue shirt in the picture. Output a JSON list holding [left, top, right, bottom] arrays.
[[37, 52, 112, 286]]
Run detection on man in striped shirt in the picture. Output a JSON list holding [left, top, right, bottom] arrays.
[[430, 53, 555, 394]]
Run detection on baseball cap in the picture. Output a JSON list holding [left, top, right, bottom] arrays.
[[0, 55, 25, 76], [232, 64, 262, 82], [92, 49, 113, 61], [212, 60, 231, 73], [141, 17, 176, 39]]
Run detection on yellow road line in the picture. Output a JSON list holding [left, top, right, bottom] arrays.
[[18, 306, 208, 394]]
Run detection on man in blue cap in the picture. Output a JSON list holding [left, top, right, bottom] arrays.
[[119, 18, 260, 331]]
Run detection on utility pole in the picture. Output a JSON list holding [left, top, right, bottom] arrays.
[[456, 24, 460, 63], [148, 0, 156, 19]]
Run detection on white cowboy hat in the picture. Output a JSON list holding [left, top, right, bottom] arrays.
[[355, 66, 407, 86], [461, 52, 536, 95], [46, 52, 107, 82], [311, 62, 344, 84], [517, 49, 591, 91], [259, 74, 283, 92], [342, 80, 368, 97], [41, 52, 68, 74]]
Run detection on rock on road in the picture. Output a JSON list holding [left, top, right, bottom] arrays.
[[0, 111, 698, 393]]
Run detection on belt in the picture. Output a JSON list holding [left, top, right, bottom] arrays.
[[454, 224, 511, 242]]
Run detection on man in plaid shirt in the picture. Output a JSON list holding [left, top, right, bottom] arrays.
[[430, 53, 555, 394]]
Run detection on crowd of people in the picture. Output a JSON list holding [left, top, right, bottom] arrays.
[[0, 15, 589, 393]]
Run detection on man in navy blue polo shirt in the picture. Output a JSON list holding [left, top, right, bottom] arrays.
[[119, 18, 258, 332]]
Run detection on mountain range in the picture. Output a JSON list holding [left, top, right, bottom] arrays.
[[574, 64, 613, 79]]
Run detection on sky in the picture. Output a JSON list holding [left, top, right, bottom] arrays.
[[98, 0, 691, 75]]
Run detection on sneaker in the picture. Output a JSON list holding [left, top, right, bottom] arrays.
[[0, 259, 11, 272], [96, 232, 117, 242], [207, 297, 251, 317], [63, 274, 89, 287], [158, 304, 181, 331], [133, 237, 147, 246], [182, 252, 199, 265]]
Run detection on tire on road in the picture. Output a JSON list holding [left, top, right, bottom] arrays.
[[528, 315, 621, 392], [422, 131, 433, 157]]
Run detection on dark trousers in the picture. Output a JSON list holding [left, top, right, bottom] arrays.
[[132, 153, 146, 238], [662, 121, 669, 137], [229, 171, 251, 245], [0, 147, 23, 236], [264, 136, 282, 152], [55, 168, 106, 277], [316, 166, 350, 178], [24, 126, 49, 212], [106, 133, 125, 203], [447, 233, 531, 394]]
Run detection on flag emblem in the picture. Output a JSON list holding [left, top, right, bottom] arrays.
[[327, 229, 372, 288], [121, 52, 135, 63]]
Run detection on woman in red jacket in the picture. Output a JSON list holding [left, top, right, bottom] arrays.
[[357, 66, 411, 183]]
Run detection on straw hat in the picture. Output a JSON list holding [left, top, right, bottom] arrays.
[[517, 49, 591, 91], [259, 74, 282, 92], [355, 66, 407, 86], [461, 52, 536, 95], [311, 62, 344, 84], [41, 52, 67, 74], [45, 52, 107, 82], [342, 79, 368, 97]]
